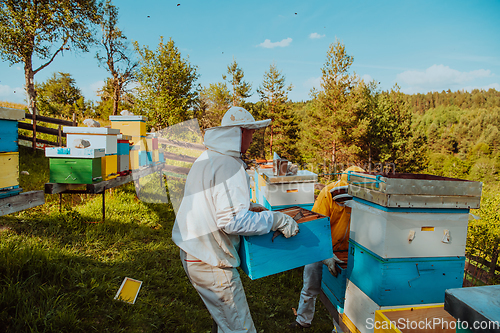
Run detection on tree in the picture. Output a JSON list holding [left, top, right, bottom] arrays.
[[95, 77, 134, 119], [195, 82, 231, 130], [223, 59, 252, 106], [36, 72, 87, 118], [302, 40, 367, 173], [256, 62, 299, 161], [134, 36, 200, 130], [96, 0, 137, 116], [0, 0, 102, 115], [369, 86, 427, 173]]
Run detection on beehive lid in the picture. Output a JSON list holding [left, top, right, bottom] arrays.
[[347, 172, 482, 197], [63, 126, 121, 135], [0, 107, 25, 121], [261, 169, 317, 184], [45, 147, 106, 158], [109, 115, 148, 121]]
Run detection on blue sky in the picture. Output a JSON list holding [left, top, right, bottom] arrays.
[[1, 0, 499, 105]]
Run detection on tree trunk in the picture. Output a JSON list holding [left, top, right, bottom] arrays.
[[112, 78, 120, 115], [24, 59, 37, 115], [270, 124, 273, 158]]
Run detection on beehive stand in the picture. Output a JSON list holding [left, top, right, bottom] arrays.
[[45, 164, 162, 221]]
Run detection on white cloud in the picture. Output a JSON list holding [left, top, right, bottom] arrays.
[[304, 76, 321, 91], [81, 80, 105, 101], [396, 64, 491, 86], [462, 82, 500, 92], [361, 74, 373, 83], [309, 32, 325, 39], [258, 37, 292, 49], [0, 84, 25, 104]]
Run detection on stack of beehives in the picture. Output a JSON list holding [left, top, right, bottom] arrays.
[[0, 107, 24, 197], [46, 120, 123, 183], [321, 172, 482, 333], [109, 114, 149, 170]]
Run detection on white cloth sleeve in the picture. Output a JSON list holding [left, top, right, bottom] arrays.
[[222, 209, 274, 236]]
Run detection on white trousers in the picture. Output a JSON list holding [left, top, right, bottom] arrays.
[[296, 261, 323, 327], [180, 249, 256, 333]]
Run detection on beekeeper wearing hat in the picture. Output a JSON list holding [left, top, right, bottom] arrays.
[[290, 165, 365, 330], [172, 106, 300, 332]]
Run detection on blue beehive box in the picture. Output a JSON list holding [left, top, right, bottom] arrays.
[[0, 120, 19, 152], [347, 240, 465, 306], [0, 107, 25, 153], [321, 255, 349, 313], [239, 206, 333, 280]]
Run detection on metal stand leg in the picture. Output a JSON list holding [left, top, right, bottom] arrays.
[[102, 187, 106, 222], [211, 318, 217, 333]]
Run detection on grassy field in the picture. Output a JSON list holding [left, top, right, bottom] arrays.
[[0, 146, 334, 333]]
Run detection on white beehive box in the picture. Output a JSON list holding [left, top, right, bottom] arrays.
[[342, 279, 442, 333], [45, 147, 105, 159], [349, 199, 470, 259], [64, 127, 120, 155], [259, 169, 316, 210]]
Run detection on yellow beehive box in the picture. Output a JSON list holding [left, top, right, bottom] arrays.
[[101, 155, 118, 181], [0, 152, 19, 189], [374, 304, 456, 333], [153, 150, 159, 162], [130, 136, 147, 150], [129, 150, 148, 170], [110, 117, 147, 137]]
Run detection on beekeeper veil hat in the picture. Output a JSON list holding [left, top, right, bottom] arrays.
[[218, 106, 271, 129]]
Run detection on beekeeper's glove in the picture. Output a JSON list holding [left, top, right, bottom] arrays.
[[271, 212, 299, 238], [322, 253, 344, 277], [249, 202, 267, 212]]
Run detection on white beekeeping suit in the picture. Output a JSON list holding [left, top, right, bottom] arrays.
[[172, 106, 299, 333]]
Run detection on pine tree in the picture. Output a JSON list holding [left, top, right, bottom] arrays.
[[223, 59, 252, 106], [257, 62, 299, 161]]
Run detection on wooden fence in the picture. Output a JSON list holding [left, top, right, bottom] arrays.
[[464, 251, 500, 286], [18, 113, 76, 149]]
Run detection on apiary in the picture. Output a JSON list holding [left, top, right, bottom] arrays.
[[239, 206, 332, 280]]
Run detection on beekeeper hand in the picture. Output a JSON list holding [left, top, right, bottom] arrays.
[[249, 202, 267, 212], [323, 253, 344, 277], [271, 212, 299, 238]]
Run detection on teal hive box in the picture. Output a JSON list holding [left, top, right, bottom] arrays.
[[0, 120, 19, 153], [239, 206, 332, 280], [347, 240, 465, 307], [321, 254, 349, 313]]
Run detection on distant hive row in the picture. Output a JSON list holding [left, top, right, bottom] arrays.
[[46, 115, 166, 184]]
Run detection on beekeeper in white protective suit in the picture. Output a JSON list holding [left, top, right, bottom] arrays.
[[172, 106, 300, 333]]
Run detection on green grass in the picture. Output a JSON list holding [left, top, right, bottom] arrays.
[[0, 147, 334, 332]]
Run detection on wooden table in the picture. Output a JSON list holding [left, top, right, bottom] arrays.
[[44, 164, 163, 221], [0, 190, 45, 216]]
